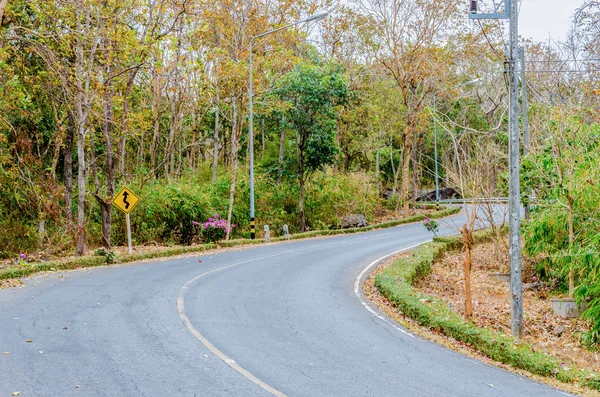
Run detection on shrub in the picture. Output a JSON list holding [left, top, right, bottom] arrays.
[[423, 218, 439, 236], [197, 214, 234, 243], [94, 248, 116, 264]]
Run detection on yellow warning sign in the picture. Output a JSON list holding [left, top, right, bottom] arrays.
[[112, 186, 140, 215]]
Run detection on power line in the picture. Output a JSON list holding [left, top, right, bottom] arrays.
[[525, 58, 600, 63], [477, 20, 505, 60], [523, 69, 600, 73]]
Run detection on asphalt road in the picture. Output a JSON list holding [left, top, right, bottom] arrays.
[[0, 212, 568, 397]]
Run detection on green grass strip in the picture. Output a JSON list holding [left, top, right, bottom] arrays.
[[375, 231, 600, 390]]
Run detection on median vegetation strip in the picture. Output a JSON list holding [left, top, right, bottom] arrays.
[[0, 207, 459, 282], [374, 231, 600, 391]]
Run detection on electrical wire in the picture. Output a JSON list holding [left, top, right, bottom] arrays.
[[477, 20, 505, 61], [525, 58, 600, 63]]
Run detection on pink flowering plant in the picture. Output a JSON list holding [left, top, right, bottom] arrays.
[[194, 214, 235, 243], [423, 217, 439, 237]]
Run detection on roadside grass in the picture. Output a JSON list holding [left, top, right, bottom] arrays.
[[374, 230, 600, 391], [0, 207, 460, 282]]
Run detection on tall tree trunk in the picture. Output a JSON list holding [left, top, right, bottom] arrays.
[[99, 81, 115, 250], [89, 130, 99, 190], [76, 124, 86, 256], [168, 97, 177, 176], [0, 0, 7, 25], [150, 69, 161, 178], [177, 137, 183, 175], [72, 10, 98, 256], [118, 135, 126, 177], [225, 99, 239, 241], [401, 127, 413, 217], [411, 138, 419, 205], [63, 114, 75, 227], [299, 174, 306, 232]]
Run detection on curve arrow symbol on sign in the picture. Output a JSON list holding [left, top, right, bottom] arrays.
[[122, 192, 130, 209]]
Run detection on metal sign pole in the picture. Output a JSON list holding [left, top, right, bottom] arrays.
[[126, 213, 133, 254]]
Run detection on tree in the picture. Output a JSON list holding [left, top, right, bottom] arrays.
[[356, 0, 461, 216], [274, 62, 349, 231], [524, 106, 600, 298]]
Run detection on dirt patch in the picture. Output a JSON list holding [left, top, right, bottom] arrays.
[[413, 239, 599, 374]]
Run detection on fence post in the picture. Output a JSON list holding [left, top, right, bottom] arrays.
[[283, 225, 290, 240]]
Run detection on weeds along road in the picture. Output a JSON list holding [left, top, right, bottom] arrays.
[[0, 211, 568, 397]]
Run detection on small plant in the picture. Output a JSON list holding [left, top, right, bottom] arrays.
[[17, 252, 27, 266], [196, 214, 234, 243], [423, 218, 439, 237], [94, 248, 116, 264]]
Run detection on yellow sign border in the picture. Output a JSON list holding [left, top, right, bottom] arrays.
[[112, 186, 141, 215]]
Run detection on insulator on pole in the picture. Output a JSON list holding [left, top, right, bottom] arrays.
[[470, 0, 478, 13]]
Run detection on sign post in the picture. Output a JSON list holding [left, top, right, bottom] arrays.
[[112, 186, 141, 254], [126, 214, 132, 254]]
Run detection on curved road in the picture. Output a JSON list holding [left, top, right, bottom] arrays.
[[0, 214, 567, 396]]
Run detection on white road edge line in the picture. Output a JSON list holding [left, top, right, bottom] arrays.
[[353, 241, 432, 338], [353, 242, 575, 397], [177, 252, 295, 397]]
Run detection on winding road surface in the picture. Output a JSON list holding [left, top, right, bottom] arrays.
[[0, 212, 568, 396]]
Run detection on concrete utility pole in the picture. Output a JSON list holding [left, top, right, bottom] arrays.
[[508, 0, 523, 339], [470, 0, 523, 338]]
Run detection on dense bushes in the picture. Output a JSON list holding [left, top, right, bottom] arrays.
[[257, 171, 379, 233], [523, 109, 600, 346], [0, 166, 383, 256], [0, 218, 39, 259], [104, 170, 381, 247]]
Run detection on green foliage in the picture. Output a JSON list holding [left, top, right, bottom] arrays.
[[274, 62, 349, 176], [120, 177, 231, 245], [94, 248, 116, 264], [423, 218, 439, 236], [523, 109, 600, 345], [256, 171, 380, 233], [0, 218, 39, 259], [103, 171, 382, 245]]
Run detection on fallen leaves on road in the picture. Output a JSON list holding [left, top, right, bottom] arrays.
[[0, 279, 23, 290]]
